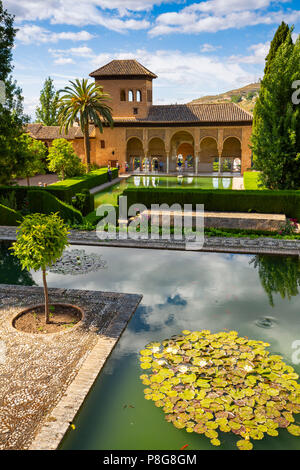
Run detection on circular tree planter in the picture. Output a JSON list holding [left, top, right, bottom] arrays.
[[12, 303, 84, 335]]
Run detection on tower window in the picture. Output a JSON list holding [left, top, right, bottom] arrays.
[[120, 89, 126, 101], [128, 90, 134, 102], [147, 90, 152, 102], [136, 90, 142, 102], [133, 108, 138, 115], [100, 140, 105, 149]]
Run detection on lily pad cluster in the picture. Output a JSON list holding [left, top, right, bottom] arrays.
[[139, 330, 300, 450], [49, 249, 107, 275]]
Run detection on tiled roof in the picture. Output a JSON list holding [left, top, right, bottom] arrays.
[[90, 59, 157, 79], [113, 103, 253, 124], [25, 124, 96, 140]]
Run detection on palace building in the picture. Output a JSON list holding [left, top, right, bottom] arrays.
[[27, 59, 253, 174]]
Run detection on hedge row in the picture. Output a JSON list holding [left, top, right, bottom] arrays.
[[0, 204, 23, 226], [28, 190, 83, 225], [48, 168, 119, 203], [0, 168, 118, 207], [121, 188, 300, 220]]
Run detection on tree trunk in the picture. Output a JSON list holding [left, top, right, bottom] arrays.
[[42, 269, 50, 324], [26, 175, 30, 186], [84, 123, 91, 173]]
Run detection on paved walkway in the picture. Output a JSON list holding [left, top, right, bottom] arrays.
[[14, 174, 60, 187], [1, 226, 300, 256], [0, 285, 141, 450]]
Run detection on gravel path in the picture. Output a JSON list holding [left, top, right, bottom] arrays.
[[0, 285, 141, 450]]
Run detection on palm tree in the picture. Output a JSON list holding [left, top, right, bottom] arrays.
[[57, 79, 114, 171]]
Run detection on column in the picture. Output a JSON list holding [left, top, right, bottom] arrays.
[[218, 153, 222, 175], [167, 154, 170, 174], [195, 155, 199, 175]]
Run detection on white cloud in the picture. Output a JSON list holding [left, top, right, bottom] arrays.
[[53, 57, 75, 65], [4, 0, 153, 31], [200, 43, 221, 53], [229, 41, 270, 64], [16, 25, 95, 44], [49, 46, 94, 65], [150, 1, 300, 36]]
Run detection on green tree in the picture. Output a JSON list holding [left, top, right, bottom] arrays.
[[36, 77, 59, 126], [251, 31, 300, 189], [47, 138, 85, 180], [10, 213, 69, 323], [0, 1, 28, 184], [250, 255, 300, 306], [231, 95, 242, 103], [57, 79, 114, 171], [16, 134, 47, 185], [264, 21, 293, 76]]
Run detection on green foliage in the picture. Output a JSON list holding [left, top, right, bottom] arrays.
[[15, 133, 47, 184], [0, 203, 22, 225], [0, 190, 16, 210], [49, 168, 118, 203], [0, 2, 29, 184], [47, 138, 85, 180], [122, 187, 300, 220], [57, 79, 114, 169], [251, 255, 300, 306], [36, 77, 59, 126], [28, 190, 83, 225], [11, 212, 69, 272], [252, 28, 300, 189], [264, 21, 293, 76], [246, 92, 256, 101], [231, 95, 242, 103], [139, 330, 300, 450], [72, 189, 94, 216]]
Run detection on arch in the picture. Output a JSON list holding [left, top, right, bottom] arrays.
[[126, 137, 145, 172], [148, 138, 167, 172], [128, 90, 134, 102], [120, 89, 126, 102], [136, 90, 142, 102], [222, 137, 242, 158], [199, 137, 218, 173]]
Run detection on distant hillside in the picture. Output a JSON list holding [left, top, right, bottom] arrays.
[[190, 83, 261, 113]]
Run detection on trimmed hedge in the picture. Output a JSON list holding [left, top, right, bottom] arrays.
[[48, 168, 119, 203], [0, 204, 22, 226], [28, 190, 83, 225], [121, 188, 300, 220], [0, 168, 118, 207]]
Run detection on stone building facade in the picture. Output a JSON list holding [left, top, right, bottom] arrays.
[[27, 59, 253, 174]]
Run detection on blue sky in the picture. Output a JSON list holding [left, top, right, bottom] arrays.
[[3, 0, 300, 119]]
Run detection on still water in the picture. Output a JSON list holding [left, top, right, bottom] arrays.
[[94, 176, 233, 208], [1, 242, 300, 450]]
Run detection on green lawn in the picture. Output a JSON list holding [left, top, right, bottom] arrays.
[[243, 171, 264, 190]]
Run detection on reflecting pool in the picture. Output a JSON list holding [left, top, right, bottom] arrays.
[[1, 242, 300, 450], [94, 176, 233, 208]]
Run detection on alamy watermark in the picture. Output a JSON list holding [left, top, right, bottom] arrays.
[[292, 80, 300, 105], [0, 80, 5, 106], [95, 197, 204, 250]]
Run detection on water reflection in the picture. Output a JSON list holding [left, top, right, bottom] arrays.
[[250, 255, 300, 306], [0, 241, 36, 286]]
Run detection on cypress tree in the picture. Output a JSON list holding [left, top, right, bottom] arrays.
[[36, 77, 59, 126], [264, 21, 293, 76], [252, 28, 300, 189]]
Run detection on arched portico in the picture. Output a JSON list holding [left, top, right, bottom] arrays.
[[221, 137, 242, 173], [126, 137, 145, 172], [170, 131, 194, 172], [199, 137, 218, 173], [148, 137, 167, 172]]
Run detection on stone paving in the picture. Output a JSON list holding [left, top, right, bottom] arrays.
[[0, 226, 300, 256], [0, 285, 141, 450]]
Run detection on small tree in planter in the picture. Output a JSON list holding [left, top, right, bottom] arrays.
[[10, 213, 69, 324]]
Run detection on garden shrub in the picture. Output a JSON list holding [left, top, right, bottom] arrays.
[[122, 188, 300, 220], [28, 190, 83, 225], [0, 204, 22, 226], [72, 189, 94, 216]]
